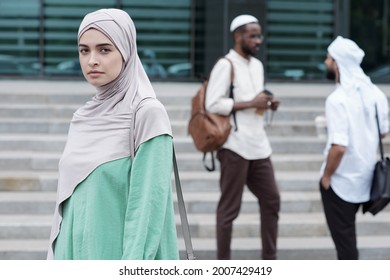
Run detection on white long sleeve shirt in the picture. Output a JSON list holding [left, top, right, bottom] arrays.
[[320, 83, 389, 203], [205, 49, 272, 160]]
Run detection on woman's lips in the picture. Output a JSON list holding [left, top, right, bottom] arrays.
[[88, 70, 104, 77]]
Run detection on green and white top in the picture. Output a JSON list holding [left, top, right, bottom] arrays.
[[54, 135, 179, 260]]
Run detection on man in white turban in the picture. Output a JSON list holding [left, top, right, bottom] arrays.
[[320, 36, 389, 259]]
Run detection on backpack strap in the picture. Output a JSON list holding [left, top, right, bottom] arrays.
[[224, 57, 238, 131], [202, 57, 237, 172], [203, 152, 216, 172]]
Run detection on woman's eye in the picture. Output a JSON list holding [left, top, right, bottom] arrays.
[[101, 48, 111, 53], [79, 48, 88, 54]]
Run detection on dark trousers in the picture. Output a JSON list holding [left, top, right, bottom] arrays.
[[216, 149, 280, 260], [320, 184, 360, 260]]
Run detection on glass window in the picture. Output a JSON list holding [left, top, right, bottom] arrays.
[[266, 0, 334, 80], [0, 0, 193, 78], [44, 0, 192, 78], [351, 0, 390, 83], [122, 0, 192, 79], [0, 0, 40, 75], [43, 0, 116, 76]]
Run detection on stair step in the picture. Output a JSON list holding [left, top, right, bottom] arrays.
[[184, 235, 390, 260], [0, 104, 78, 119], [0, 239, 49, 259], [0, 170, 323, 192], [0, 103, 326, 122], [182, 211, 390, 238], [0, 191, 56, 214], [2, 133, 390, 155], [0, 190, 324, 215], [1, 212, 390, 241], [1, 190, 389, 217], [0, 151, 324, 172], [0, 118, 319, 137], [0, 172, 58, 191], [2, 235, 390, 260], [0, 134, 327, 154]]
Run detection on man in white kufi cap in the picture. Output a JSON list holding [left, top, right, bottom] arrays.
[[320, 36, 389, 259], [205, 14, 280, 260]]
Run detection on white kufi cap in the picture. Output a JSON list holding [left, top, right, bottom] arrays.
[[230, 14, 258, 32]]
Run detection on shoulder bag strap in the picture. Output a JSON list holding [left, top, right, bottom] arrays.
[[375, 104, 384, 161], [131, 99, 195, 260], [173, 145, 196, 260]]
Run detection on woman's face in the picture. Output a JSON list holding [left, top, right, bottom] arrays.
[[78, 28, 123, 87]]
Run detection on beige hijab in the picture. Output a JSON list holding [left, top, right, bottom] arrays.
[[47, 9, 172, 259]]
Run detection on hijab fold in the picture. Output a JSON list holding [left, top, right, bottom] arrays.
[[47, 9, 172, 259]]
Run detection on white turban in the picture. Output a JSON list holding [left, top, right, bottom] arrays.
[[327, 36, 371, 92], [230, 14, 258, 32]]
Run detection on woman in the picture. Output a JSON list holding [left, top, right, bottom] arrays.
[[47, 8, 179, 260]]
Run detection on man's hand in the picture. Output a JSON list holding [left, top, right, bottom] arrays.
[[232, 91, 277, 112], [321, 144, 346, 191], [320, 176, 331, 190], [270, 99, 280, 111], [253, 93, 273, 109]]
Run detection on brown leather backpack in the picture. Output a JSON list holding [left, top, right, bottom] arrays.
[[188, 57, 236, 171]]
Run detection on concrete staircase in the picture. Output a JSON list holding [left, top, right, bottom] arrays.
[[0, 80, 390, 260]]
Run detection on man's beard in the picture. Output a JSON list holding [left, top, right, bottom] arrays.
[[241, 44, 257, 57], [326, 69, 336, 81]]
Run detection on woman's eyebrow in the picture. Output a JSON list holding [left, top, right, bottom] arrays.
[[96, 43, 114, 47], [78, 43, 113, 48]]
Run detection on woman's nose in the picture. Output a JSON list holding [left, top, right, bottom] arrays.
[[88, 52, 99, 67]]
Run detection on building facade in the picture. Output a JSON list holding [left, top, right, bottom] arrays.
[[0, 0, 389, 82]]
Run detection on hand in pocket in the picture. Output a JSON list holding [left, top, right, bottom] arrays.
[[319, 177, 331, 190]]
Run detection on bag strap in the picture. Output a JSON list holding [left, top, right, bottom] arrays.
[[131, 99, 195, 260], [375, 104, 384, 161], [203, 152, 216, 172], [202, 57, 237, 172], [172, 146, 196, 260], [224, 57, 238, 131]]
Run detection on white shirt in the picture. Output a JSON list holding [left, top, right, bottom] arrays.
[[205, 49, 272, 160], [320, 83, 389, 203]]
